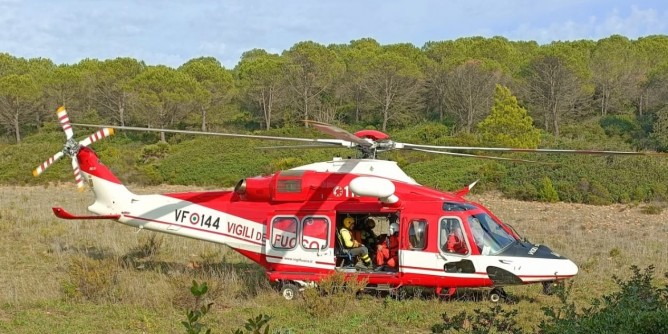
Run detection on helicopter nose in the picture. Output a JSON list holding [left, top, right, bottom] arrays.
[[558, 258, 579, 277]]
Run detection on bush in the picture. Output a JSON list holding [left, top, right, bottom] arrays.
[[538, 177, 559, 202], [540, 265, 668, 334], [431, 265, 668, 334], [301, 272, 367, 318], [62, 255, 119, 302]]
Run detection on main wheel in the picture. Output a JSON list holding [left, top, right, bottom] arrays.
[[489, 287, 506, 303], [280, 283, 300, 300]]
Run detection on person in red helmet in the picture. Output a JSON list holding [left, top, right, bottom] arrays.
[[376, 222, 399, 270], [446, 225, 468, 255]]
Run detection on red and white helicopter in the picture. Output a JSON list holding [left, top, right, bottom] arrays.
[[34, 106, 659, 302]]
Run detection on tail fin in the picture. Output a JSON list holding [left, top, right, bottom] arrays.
[[76, 146, 134, 215]]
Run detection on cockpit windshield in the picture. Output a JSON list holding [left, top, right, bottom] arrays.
[[467, 213, 517, 255]]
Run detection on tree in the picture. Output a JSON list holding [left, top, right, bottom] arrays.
[[236, 50, 285, 129], [524, 54, 584, 137], [590, 35, 640, 116], [650, 106, 668, 151], [364, 48, 424, 131], [79, 57, 145, 126], [443, 59, 502, 133], [337, 38, 381, 123], [0, 74, 41, 143], [282, 41, 344, 125], [477, 85, 541, 148], [128, 66, 207, 141], [179, 57, 234, 131]]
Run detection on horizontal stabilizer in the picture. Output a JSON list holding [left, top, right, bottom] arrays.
[[52, 207, 121, 220]]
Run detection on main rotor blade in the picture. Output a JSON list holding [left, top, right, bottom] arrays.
[[33, 151, 65, 176], [256, 144, 348, 150], [304, 120, 372, 147], [74, 123, 327, 143], [72, 123, 361, 148], [408, 148, 550, 163], [402, 143, 666, 156]]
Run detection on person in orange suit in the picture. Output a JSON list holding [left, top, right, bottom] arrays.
[[376, 222, 399, 269]]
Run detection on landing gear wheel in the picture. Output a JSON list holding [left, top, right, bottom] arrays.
[[280, 283, 299, 300], [390, 286, 407, 300], [542, 280, 562, 295], [489, 287, 506, 303]]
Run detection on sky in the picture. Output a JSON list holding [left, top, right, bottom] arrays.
[[1, 0, 667, 69]]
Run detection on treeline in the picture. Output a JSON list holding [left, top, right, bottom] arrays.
[[3, 35, 668, 205], [2, 34, 668, 149]]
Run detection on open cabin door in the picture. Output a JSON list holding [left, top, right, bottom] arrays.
[[398, 215, 429, 273], [264, 211, 335, 269]]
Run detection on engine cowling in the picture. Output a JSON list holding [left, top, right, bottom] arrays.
[[234, 176, 272, 201]]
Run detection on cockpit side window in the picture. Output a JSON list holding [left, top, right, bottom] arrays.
[[408, 219, 427, 250], [439, 218, 469, 255]]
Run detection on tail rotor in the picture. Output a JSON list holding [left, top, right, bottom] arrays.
[[33, 106, 115, 190]]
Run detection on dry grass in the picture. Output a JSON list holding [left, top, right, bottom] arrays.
[[0, 185, 667, 333]]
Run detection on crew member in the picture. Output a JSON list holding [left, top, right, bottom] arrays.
[[340, 217, 373, 269], [361, 218, 379, 258], [376, 222, 399, 269], [446, 225, 468, 255]]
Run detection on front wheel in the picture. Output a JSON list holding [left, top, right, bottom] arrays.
[[280, 283, 300, 300]]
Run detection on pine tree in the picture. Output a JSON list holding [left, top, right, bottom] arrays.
[[477, 84, 541, 148]]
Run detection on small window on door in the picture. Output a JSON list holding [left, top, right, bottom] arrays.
[[271, 216, 298, 250], [408, 219, 427, 250], [302, 217, 329, 250], [440, 218, 469, 255]]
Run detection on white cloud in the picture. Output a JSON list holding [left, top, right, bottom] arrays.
[[0, 1, 667, 67], [507, 5, 668, 44]]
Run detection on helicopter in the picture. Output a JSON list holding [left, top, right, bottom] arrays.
[[33, 106, 661, 302]]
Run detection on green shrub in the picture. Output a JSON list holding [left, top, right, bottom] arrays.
[[431, 266, 668, 334], [182, 281, 213, 334], [641, 204, 664, 215], [62, 255, 119, 302], [540, 265, 668, 334], [538, 177, 559, 202], [301, 272, 367, 318]]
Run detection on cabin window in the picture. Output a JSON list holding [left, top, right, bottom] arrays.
[[439, 218, 469, 255], [301, 217, 329, 250], [408, 219, 427, 250], [270, 216, 298, 250], [443, 202, 476, 212]]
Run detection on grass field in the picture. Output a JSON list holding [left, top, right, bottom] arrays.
[[1, 184, 667, 333]]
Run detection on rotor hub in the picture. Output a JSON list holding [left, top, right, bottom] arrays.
[[62, 138, 80, 157]]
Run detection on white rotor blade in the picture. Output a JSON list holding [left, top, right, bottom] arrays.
[[56, 106, 74, 140], [408, 148, 548, 163], [71, 158, 85, 191], [79, 128, 115, 147], [72, 123, 353, 146], [401, 143, 666, 156], [33, 151, 65, 176]]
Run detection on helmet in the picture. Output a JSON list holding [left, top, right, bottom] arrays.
[[343, 217, 355, 229], [366, 218, 376, 229], [389, 223, 399, 235]]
